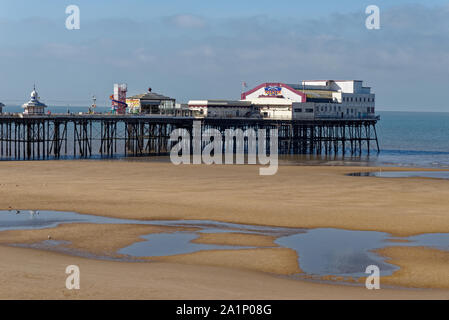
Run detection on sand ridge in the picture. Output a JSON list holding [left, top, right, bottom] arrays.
[[0, 161, 448, 236]]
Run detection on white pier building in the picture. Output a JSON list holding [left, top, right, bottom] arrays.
[[189, 80, 376, 120]]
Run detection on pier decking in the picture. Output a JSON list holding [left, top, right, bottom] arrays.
[[0, 114, 379, 160]]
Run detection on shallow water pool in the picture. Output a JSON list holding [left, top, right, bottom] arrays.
[[1, 210, 448, 279], [348, 170, 449, 179]]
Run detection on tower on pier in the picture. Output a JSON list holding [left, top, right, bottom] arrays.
[[22, 86, 47, 115]]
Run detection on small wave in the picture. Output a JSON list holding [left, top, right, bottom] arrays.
[[379, 149, 449, 156]]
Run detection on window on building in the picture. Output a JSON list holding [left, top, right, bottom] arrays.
[[305, 108, 313, 113], [294, 108, 302, 113]]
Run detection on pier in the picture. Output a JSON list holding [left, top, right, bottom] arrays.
[[0, 115, 379, 160]]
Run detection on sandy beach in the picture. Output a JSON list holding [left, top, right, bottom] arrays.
[[0, 160, 448, 299]]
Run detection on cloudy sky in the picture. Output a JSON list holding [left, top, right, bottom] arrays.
[[0, 0, 448, 111]]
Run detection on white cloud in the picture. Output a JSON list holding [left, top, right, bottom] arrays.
[[166, 14, 206, 29]]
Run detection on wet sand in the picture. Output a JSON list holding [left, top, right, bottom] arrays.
[[0, 161, 448, 236], [0, 223, 193, 257], [0, 160, 449, 298], [156, 248, 301, 275], [191, 232, 279, 247], [375, 246, 449, 289]]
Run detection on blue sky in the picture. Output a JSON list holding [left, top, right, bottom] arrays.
[[0, 0, 448, 111]]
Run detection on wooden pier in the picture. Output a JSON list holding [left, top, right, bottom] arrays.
[[0, 115, 379, 160]]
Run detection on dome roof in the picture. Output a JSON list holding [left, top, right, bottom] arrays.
[[30, 84, 39, 100], [22, 86, 47, 109], [31, 89, 38, 100]]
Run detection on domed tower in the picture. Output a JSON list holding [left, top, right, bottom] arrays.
[[22, 85, 47, 115]]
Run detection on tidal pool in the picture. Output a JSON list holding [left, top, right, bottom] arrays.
[[348, 170, 449, 179], [0, 210, 448, 279], [118, 232, 254, 257], [275, 229, 399, 278]]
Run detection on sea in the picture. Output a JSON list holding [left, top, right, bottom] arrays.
[[374, 111, 449, 168], [2, 105, 449, 168]]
